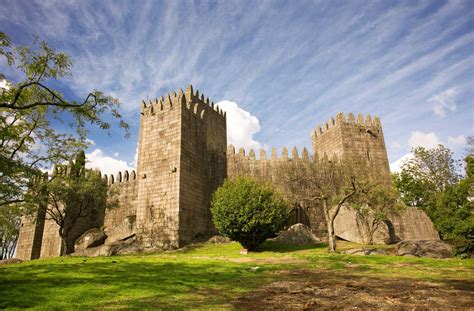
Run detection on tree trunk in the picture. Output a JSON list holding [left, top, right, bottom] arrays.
[[323, 199, 338, 253], [327, 220, 337, 252]]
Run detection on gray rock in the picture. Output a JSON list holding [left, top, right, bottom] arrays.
[[334, 206, 393, 244], [73, 236, 143, 257], [396, 240, 452, 258], [207, 235, 231, 244], [272, 223, 320, 245], [74, 228, 107, 251]]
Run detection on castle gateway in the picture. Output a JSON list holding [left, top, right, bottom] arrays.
[[17, 85, 420, 259]]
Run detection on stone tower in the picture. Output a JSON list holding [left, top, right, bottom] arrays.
[[135, 85, 227, 249], [312, 112, 390, 181]]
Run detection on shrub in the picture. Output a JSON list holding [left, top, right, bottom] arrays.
[[211, 177, 288, 251]]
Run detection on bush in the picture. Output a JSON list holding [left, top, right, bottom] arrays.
[[211, 177, 288, 251]]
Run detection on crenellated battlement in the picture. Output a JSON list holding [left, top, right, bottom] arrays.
[[313, 112, 381, 138], [227, 144, 310, 162], [17, 82, 394, 260], [140, 84, 226, 120], [103, 169, 137, 186]]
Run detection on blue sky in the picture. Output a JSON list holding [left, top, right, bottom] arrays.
[[1, 0, 473, 175]]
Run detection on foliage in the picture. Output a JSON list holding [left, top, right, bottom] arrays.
[[0, 31, 129, 209], [0, 203, 21, 259], [32, 151, 111, 255], [393, 145, 473, 256], [211, 177, 288, 251], [432, 174, 473, 257], [277, 157, 359, 252], [351, 183, 404, 244]]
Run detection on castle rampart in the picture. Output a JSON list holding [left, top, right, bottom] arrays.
[[16, 86, 407, 260]]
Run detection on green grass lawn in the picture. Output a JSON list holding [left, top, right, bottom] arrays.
[[1, 241, 473, 309]]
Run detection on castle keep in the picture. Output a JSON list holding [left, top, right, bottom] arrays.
[[17, 84, 397, 259]]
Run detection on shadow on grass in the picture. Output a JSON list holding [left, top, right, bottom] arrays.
[[0, 259, 273, 309], [255, 240, 328, 253]]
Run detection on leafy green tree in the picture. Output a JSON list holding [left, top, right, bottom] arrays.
[[211, 177, 288, 251], [32, 151, 112, 255], [0, 31, 129, 208], [351, 183, 404, 244], [0, 203, 21, 259], [393, 145, 473, 256]]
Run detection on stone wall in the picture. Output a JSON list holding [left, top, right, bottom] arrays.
[[312, 113, 391, 182], [226, 146, 327, 236], [135, 85, 227, 249], [135, 92, 182, 249], [16, 214, 42, 260], [103, 170, 139, 244], [15, 84, 440, 259], [179, 86, 227, 244], [39, 218, 62, 257]]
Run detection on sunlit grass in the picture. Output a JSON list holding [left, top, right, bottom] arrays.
[[1, 241, 472, 309]]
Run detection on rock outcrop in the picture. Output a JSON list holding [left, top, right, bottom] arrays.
[[74, 228, 107, 252], [272, 223, 320, 245], [73, 236, 143, 257], [391, 208, 440, 241], [396, 240, 452, 258], [334, 206, 393, 244]]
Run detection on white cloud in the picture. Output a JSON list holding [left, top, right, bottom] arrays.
[[390, 141, 401, 150], [85, 149, 133, 177], [216, 100, 262, 150], [428, 87, 457, 117], [390, 153, 413, 173], [447, 135, 466, 148], [408, 131, 440, 149], [0, 79, 9, 90], [129, 145, 139, 168]]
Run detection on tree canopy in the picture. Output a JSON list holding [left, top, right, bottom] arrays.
[[393, 144, 473, 256], [211, 177, 288, 251], [0, 31, 129, 208]]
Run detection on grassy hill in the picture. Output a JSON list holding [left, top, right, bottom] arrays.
[[1, 241, 473, 309]]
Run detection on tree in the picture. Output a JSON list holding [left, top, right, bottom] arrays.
[[393, 145, 461, 214], [0, 31, 129, 208], [278, 157, 358, 252], [0, 203, 21, 259], [351, 183, 404, 245], [32, 151, 111, 255], [211, 177, 288, 251], [393, 144, 473, 256]]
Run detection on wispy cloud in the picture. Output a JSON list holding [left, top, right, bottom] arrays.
[[429, 88, 457, 117], [1, 0, 472, 166]]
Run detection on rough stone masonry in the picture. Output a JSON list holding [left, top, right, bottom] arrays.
[[16, 85, 438, 259]]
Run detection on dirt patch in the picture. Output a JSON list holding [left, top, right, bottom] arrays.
[[234, 269, 474, 310]]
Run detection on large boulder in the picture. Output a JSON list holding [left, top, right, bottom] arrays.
[[334, 206, 394, 244], [73, 235, 143, 257], [391, 208, 440, 241], [272, 223, 320, 245], [74, 228, 107, 252], [396, 240, 453, 258]]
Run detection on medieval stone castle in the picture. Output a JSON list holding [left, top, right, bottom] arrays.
[[16, 85, 438, 260]]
